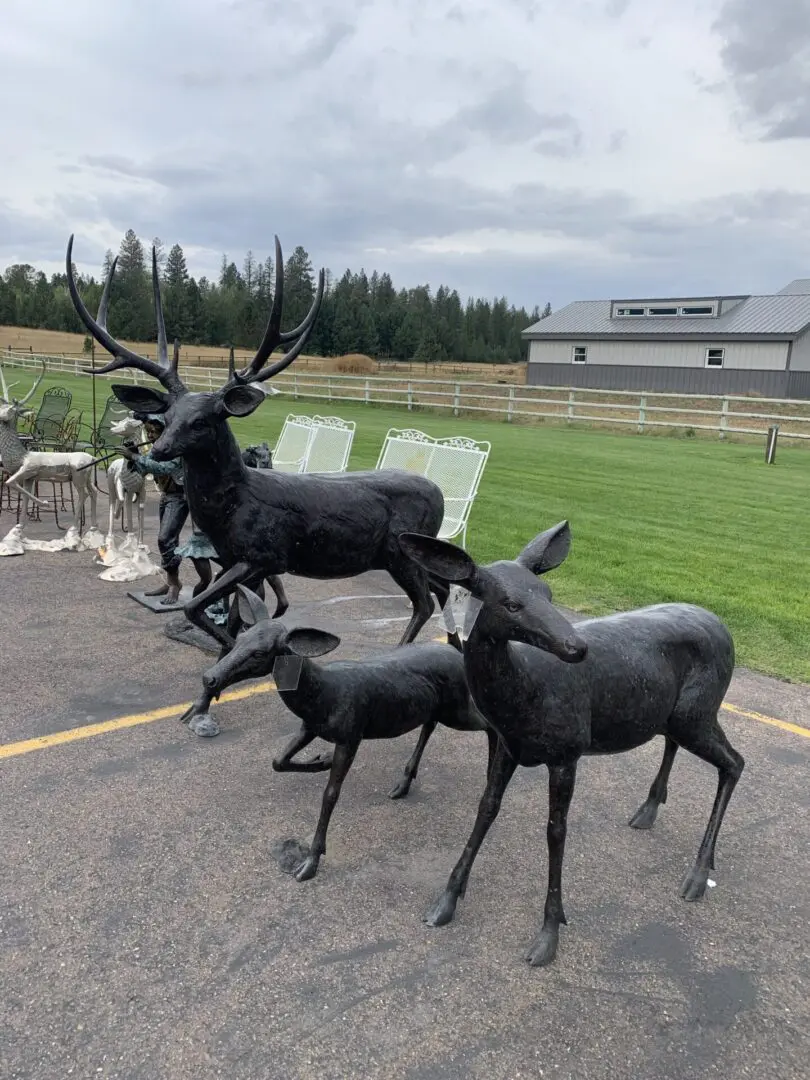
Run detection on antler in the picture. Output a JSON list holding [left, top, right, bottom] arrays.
[[0, 366, 13, 403], [16, 359, 46, 405], [233, 236, 325, 385], [65, 235, 185, 395]]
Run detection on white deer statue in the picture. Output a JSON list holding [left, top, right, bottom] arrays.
[[104, 414, 147, 547], [0, 362, 100, 541]]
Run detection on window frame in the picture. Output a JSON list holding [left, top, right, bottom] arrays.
[[571, 345, 588, 364], [705, 347, 725, 369]]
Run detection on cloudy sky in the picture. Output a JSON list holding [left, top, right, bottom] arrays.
[[1, 0, 809, 309]]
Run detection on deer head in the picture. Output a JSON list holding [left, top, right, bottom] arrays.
[[201, 586, 340, 699], [399, 521, 588, 663], [0, 360, 45, 426], [66, 234, 325, 460]]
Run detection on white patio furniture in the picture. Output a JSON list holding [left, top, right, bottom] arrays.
[[374, 427, 490, 548], [271, 413, 355, 474]]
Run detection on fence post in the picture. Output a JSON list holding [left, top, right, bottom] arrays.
[[720, 398, 729, 440], [294, 373, 299, 400], [765, 425, 779, 463], [453, 382, 461, 417], [567, 389, 575, 423], [328, 377, 332, 402], [507, 385, 515, 422], [407, 382, 413, 411], [365, 379, 370, 404], [208, 372, 214, 391], [638, 394, 646, 434]]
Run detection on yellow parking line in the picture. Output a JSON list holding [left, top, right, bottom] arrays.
[[0, 663, 808, 764], [0, 679, 276, 761], [720, 701, 810, 739]]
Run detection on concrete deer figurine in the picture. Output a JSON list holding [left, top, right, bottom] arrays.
[[192, 585, 493, 881], [0, 361, 99, 535], [67, 233, 451, 674], [399, 521, 744, 970]]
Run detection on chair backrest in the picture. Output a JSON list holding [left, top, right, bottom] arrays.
[[304, 415, 356, 473], [272, 414, 318, 473], [30, 386, 72, 445], [95, 396, 132, 452], [376, 428, 490, 545]]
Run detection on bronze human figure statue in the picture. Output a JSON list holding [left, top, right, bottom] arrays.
[[399, 521, 744, 969], [66, 234, 450, 661], [192, 585, 492, 880]]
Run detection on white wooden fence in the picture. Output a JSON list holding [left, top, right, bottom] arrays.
[[4, 350, 810, 442]]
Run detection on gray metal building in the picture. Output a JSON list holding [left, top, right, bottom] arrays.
[[522, 279, 810, 398]]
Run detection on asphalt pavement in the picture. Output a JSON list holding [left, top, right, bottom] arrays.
[[0, 495, 807, 1080]]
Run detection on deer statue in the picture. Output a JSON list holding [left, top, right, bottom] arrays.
[[66, 233, 451, 675], [188, 585, 492, 880], [398, 521, 744, 970], [0, 361, 99, 536], [104, 414, 148, 547]]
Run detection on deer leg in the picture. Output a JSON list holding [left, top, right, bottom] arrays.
[[272, 727, 334, 772], [182, 560, 254, 652], [291, 738, 361, 882], [525, 761, 578, 968], [388, 559, 437, 646], [424, 739, 518, 927], [266, 574, 289, 619], [389, 719, 438, 800], [629, 736, 679, 830], [675, 721, 744, 901]]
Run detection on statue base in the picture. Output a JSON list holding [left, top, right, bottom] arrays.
[[163, 614, 222, 654], [127, 586, 195, 612]]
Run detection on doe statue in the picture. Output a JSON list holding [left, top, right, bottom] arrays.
[[189, 585, 492, 881], [399, 521, 744, 970], [67, 233, 451, 666]]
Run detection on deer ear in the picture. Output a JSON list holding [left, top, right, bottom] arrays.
[[111, 384, 170, 414], [220, 383, 268, 418], [285, 627, 341, 657], [398, 533, 477, 585], [236, 585, 270, 626], [516, 520, 571, 576]]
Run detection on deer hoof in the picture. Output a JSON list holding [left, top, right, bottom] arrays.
[[524, 928, 560, 967], [388, 776, 413, 800], [188, 713, 220, 738], [294, 855, 320, 882], [628, 801, 659, 830], [679, 865, 710, 901], [423, 891, 458, 927]]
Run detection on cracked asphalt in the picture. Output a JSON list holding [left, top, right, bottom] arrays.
[[0, 495, 808, 1080]]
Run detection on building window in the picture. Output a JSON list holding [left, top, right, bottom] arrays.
[[616, 307, 645, 316], [613, 302, 718, 318], [681, 305, 714, 316], [648, 306, 679, 316], [705, 348, 725, 368], [572, 346, 587, 364]]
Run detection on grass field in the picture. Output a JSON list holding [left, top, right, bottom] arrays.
[[5, 367, 810, 684]]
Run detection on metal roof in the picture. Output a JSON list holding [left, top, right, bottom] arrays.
[[523, 294, 810, 339], [778, 279, 810, 295]]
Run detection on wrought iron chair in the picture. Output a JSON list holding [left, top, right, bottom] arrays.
[[374, 428, 491, 548]]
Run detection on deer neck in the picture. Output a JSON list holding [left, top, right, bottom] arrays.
[[276, 658, 333, 726], [181, 422, 249, 519], [0, 417, 27, 472]]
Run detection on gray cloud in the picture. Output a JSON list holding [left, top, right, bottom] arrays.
[[2, 0, 810, 313], [714, 0, 810, 139]]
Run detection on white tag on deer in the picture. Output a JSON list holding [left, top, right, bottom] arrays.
[[462, 595, 483, 639], [442, 585, 482, 639], [273, 655, 303, 691]]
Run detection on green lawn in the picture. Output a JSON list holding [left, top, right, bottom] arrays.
[[11, 368, 810, 683]]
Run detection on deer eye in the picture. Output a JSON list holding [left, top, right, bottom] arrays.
[[503, 600, 522, 613], [193, 417, 207, 429]]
